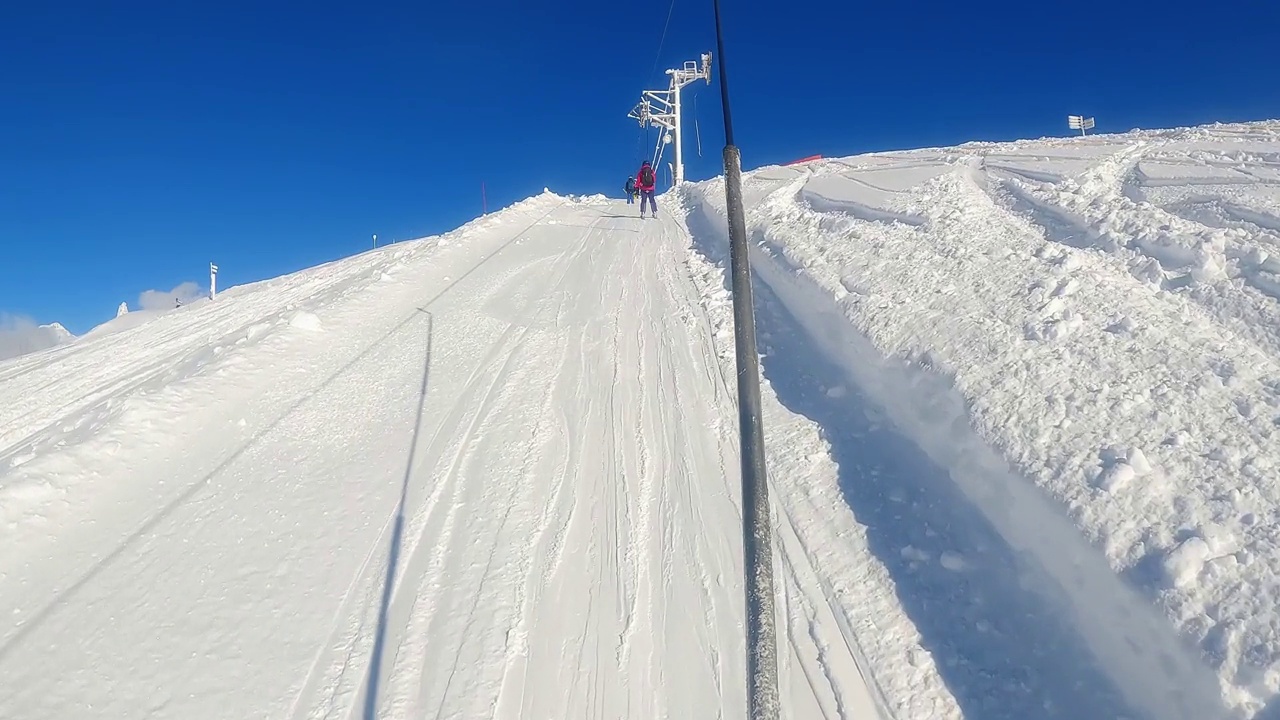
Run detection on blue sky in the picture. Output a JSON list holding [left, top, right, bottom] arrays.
[[2, 0, 1278, 333]]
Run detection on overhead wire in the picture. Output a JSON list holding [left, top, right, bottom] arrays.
[[647, 0, 679, 86], [694, 92, 702, 157], [630, 0, 678, 180]]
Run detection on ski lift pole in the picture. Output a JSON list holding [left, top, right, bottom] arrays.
[[712, 0, 778, 717]]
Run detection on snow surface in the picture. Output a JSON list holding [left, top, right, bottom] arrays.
[[680, 119, 1280, 720], [6, 119, 1280, 720], [0, 191, 923, 719]]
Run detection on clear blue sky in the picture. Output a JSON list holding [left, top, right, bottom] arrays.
[[3, 0, 1278, 333]]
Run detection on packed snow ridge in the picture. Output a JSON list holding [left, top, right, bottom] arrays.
[[682, 117, 1280, 719], [2, 120, 1280, 720]]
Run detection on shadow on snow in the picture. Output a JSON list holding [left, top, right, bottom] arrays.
[[683, 205, 1142, 720], [363, 313, 433, 720]]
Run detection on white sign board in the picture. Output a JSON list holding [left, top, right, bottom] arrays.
[[1068, 115, 1096, 135]]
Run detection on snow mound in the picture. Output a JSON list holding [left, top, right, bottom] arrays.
[[682, 117, 1280, 719]]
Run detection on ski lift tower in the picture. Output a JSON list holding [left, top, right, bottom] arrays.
[[628, 52, 712, 186]]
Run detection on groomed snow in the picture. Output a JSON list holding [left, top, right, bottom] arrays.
[[0, 191, 938, 719]]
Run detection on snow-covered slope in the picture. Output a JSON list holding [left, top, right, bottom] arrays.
[[7, 118, 1280, 720], [0, 192, 943, 719], [681, 119, 1280, 719]]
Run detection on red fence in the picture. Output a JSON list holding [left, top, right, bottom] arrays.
[[783, 154, 823, 166]]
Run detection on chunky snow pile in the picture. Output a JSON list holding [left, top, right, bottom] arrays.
[[567, 192, 612, 205], [681, 119, 1280, 719]]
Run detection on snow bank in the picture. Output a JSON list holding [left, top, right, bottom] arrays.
[[682, 118, 1280, 718], [680, 210, 964, 719]]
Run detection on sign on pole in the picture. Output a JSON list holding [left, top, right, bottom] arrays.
[[1068, 115, 1096, 136], [210, 262, 219, 300]]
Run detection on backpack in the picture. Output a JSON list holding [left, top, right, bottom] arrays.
[[640, 166, 655, 187]]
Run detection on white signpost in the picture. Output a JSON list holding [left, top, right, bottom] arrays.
[[1068, 115, 1096, 136], [210, 262, 219, 300]]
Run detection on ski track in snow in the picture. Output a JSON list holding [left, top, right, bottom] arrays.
[[0, 192, 906, 720], [7, 119, 1280, 720]]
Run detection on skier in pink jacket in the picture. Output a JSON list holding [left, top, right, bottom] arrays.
[[636, 161, 657, 218]]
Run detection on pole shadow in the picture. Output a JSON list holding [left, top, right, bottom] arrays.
[[363, 311, 433, 720], [682, 205, 1146, 720]]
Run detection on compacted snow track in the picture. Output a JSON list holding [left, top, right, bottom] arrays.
[[0, 197, 895, 720]]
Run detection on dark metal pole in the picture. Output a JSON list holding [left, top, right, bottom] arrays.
[[712, 0, 779, 717]]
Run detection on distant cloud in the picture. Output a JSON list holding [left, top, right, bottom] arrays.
[[138, 282, 203, 311], [0, 312, 73, 361], [0, 312, 36, 334]]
